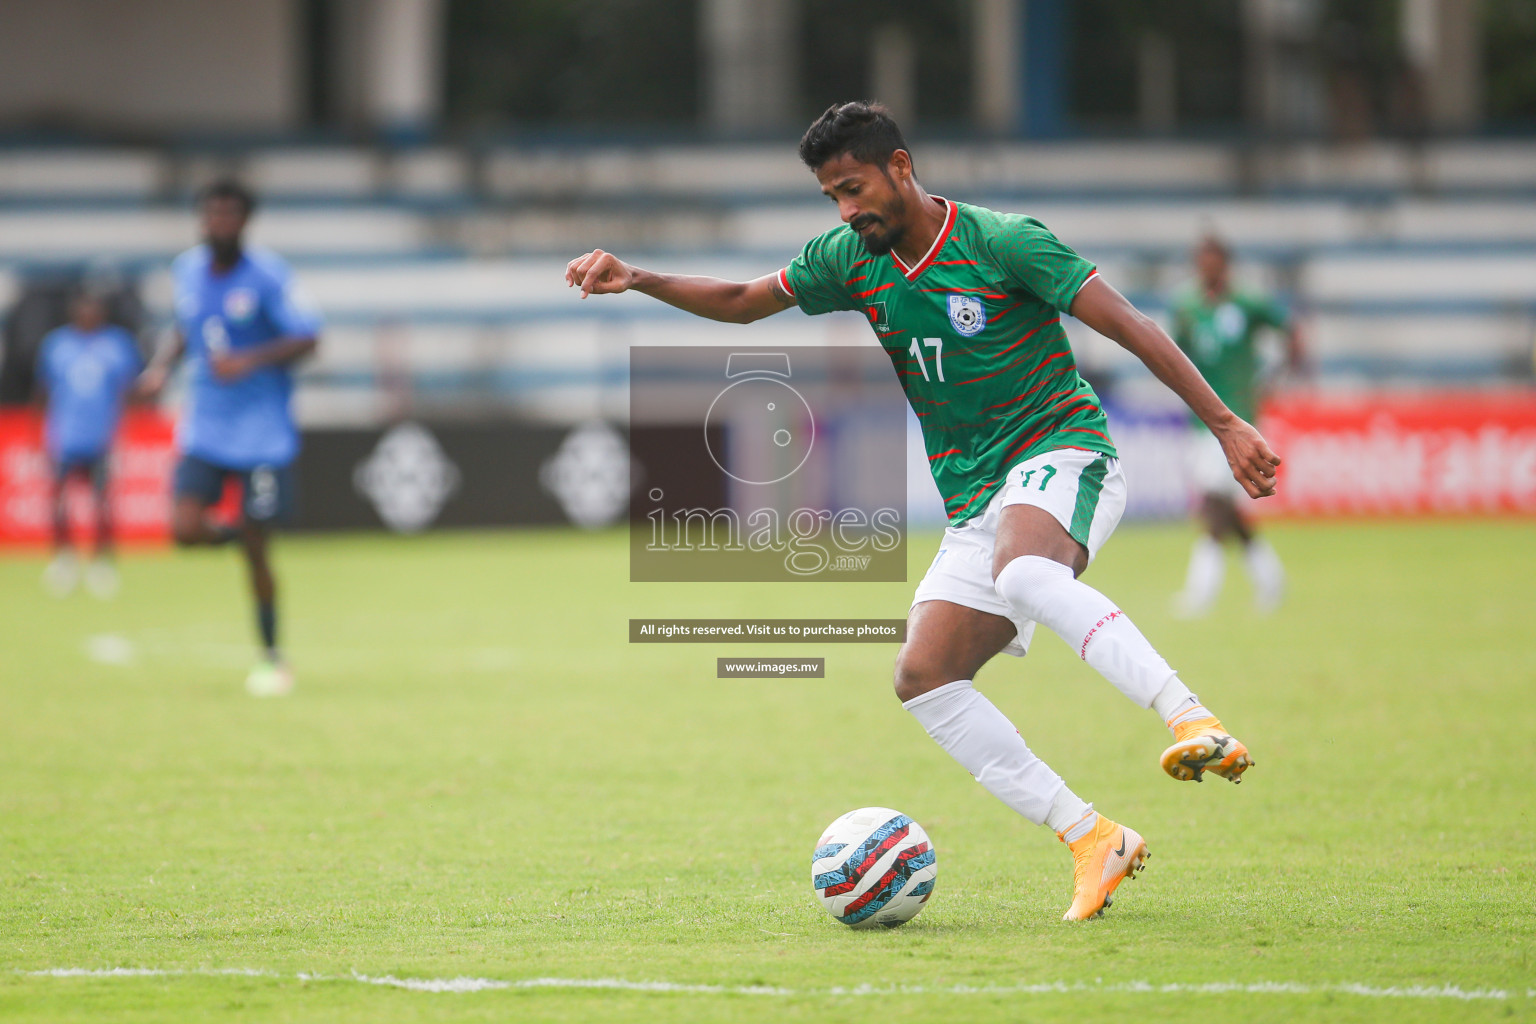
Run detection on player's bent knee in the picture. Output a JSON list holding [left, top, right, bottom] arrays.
[[994, 555, 1074, 623], [170, 504, 205, 547], [892, 648, 951, 704]]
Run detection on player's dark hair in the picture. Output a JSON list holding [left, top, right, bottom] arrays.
[[199, 177, 257, 215], [71, 276, 117, 304], [1197, 232, 1230, 260], [798, 102, 912, 174]]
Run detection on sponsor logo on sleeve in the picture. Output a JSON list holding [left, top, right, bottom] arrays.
[[865, 300, 889, 333]]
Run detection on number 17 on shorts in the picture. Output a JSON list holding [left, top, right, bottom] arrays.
[[996, 448, 1128, 561]]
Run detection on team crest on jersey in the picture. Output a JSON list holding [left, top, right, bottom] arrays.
[[947, 294, 986, 336], [1215, 302, 1248, 340], [865, 300, 889, 332], [224, 287, 258, 323]]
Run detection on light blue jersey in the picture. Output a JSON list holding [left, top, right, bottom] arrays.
[[38, 324, 142, 462], [172, 245, 321, 469]]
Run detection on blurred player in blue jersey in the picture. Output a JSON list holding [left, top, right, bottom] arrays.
[[139, 180, 321, 696], [36, 283, 142, 598]]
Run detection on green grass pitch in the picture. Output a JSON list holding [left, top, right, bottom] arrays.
[[2, 521, 1533, 1023]]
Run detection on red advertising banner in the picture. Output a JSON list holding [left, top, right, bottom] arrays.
[[4, 391, 1532, 544], [1261, 390, 1536, 515], [0, 408, 176, 546]]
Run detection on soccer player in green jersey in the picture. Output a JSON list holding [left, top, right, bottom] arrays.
[[1169, 235, 1303, 617], [566, 103, 1280, 921]]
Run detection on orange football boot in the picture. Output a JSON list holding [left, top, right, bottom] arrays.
[[1059, 816, 1149, 921], [1160, 714, 1253, 783]]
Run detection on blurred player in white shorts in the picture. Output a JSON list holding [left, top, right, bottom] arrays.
[[1169, 235, 1303, 616], [1188, 428, 1249, 501]]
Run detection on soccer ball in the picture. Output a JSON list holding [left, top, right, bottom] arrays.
[[811, 807, 937, 929]]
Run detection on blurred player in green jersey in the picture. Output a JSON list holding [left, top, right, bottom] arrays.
[[566, 103, 1280, 921], [1169, 235, 1304, 617]]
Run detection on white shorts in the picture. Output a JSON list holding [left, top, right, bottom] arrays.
[[1187, 428, 1249, 502], [910, 448, 1127, 657]]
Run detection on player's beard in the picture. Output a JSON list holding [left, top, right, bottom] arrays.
[[851, 198, 907, 257], [207, 236, 243, 268]]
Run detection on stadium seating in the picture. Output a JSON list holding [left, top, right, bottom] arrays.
[[0, 140, 1532, 426]]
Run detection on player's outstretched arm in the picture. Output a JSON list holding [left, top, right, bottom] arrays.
[[1070, 275, 1281, 499], [136, 329, 185, 400], [213, 336, 318, 381], [1285, 321, 1309, 379], [564, 249, 794, 324]]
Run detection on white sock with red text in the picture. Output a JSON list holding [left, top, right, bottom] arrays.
[[994, 555, 1177, 709], [902, 679, 1076, 826]]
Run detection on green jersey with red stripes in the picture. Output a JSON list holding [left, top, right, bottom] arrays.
[[1169, 285, 1289, 425], [779, 196, 1116, 525]]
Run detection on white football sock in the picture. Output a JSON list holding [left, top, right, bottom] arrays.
[[994, 555, 1176, 709], [902, 679, 1076, 826], [1167, 702, 1216, 730], [1046, 788, 1097, 841], [1157, 676, 1217, 732], [1243, 537, 1285, 611], [1178, 536, 1225, 612], [1151, 676, 1199, 722]]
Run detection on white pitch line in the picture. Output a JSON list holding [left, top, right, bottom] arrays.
[[349, 974, 792, 995], [26, 968, 276, 979], [347, 974, 509, 993], [830, 981, 1517, 1001], [15, 969, 1525, 1001]]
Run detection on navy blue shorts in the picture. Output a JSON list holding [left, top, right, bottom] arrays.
[[173, 454, 296, 526], [53, 453, 109, 491]]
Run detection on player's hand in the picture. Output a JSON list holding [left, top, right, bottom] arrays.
[[135, 365, 169, 400], [1216, 418, 1282, 499], [565, 249, 634, 298], [210, 351, 256, 381]]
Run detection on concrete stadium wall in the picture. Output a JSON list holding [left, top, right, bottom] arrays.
[[0, 0, 301, 132]]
